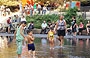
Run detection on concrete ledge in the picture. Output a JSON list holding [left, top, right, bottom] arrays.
[[81, 30, 87, 35], [1, 33, 90, 39], [32, 29, 41, 34]]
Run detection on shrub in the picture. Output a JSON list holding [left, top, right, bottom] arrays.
[[26, 14, 59, 29], [26, 7, 88, 29], [64, 7, 88, 28]]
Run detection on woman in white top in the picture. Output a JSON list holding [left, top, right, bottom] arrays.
[[21, 15, 26, 22], [42, 5, 47, 15]]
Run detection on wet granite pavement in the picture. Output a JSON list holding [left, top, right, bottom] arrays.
[[0, 37, 90, 58]]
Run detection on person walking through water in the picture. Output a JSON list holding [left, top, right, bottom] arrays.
[[55, 15, 66, 47], [71, 16, 77, 36], [14, 21, 26, 58], [47, 27, 55, 49], [26, 30, 35, 58]]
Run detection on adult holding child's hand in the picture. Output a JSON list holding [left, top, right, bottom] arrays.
[[55, 15, 67, 47]]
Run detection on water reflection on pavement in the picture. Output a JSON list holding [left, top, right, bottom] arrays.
[[0, 37, 90, 58]]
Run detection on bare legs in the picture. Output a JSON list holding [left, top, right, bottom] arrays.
[[87, 28, 90, 35], [28, 50, 35, 58], [8, 27, 10, 33], [33, 51, 35, 58], [49, 39, 54, 49], [73, 32, 77, 36], [28, 50, 31, 57], [58, 36, 64, 47], [18, 54, 21, 58]]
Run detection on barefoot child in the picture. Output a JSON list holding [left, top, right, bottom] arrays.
[[14, 21, 26, 58], [26, 30, 35, 57], [47, 27, 55, 49]]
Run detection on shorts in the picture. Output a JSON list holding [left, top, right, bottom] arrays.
[[28, 43, 35, 51], [57, 29, 65, 36], [72, 28, 77, 32], [79, 28, 84, 32]]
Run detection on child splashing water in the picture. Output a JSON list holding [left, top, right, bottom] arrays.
[[47, 27, 55, 49]]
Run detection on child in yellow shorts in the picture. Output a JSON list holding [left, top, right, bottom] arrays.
[[47, 27, 55, 49]]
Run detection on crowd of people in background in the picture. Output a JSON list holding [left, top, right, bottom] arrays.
[[1, 2, 89, 36], [0, 5, 11, 16], [0, 14, 89, 36], [0, 1, 90, 58], [1, 1, 90, 36], [0, 2, 90, 50], [40, 16, 90, 36], [21, 2, 59, 16]]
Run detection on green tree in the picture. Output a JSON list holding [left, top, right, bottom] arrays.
[[64, 7, 78, 27], [64, 7, 88, 28]]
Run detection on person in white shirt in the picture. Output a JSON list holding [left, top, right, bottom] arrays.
[[6, 8, 11, 15], [37, 4, 41, 14], [29, 5, 33, 16], [21, 15, 26, 22], [42, 5, 47, 15], [40, 21, 47, 34]]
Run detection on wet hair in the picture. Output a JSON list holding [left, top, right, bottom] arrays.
[[27, 30, 32, 34], [21, 21, 27, 24]]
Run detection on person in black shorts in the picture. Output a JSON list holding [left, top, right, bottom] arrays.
[[26, 30, 35, 57], [71, 16, 77, 36], [55, 15, 66, 47], [86, 21, 90, 35]]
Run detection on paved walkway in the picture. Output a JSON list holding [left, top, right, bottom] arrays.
[[0, 33, 90, 39]]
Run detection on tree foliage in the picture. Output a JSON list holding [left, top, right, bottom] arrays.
[[64, 7, 88, 28], [26, 14, 59, 28], [64, 7, 78, 27], [26, 7, 88, 29]]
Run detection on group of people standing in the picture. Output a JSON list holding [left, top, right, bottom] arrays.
[[14, 21, 35, 58], [22, 2, 54, 16], [47, 15, 66, 49], [11, 14, 90, 58], [0, 5, 11, 16], [13, 15, 67, 58], [68, 17, 90, 36]]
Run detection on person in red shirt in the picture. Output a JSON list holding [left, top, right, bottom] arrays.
[[7, 17, 12, 33], [78, 22, 84, 35]]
